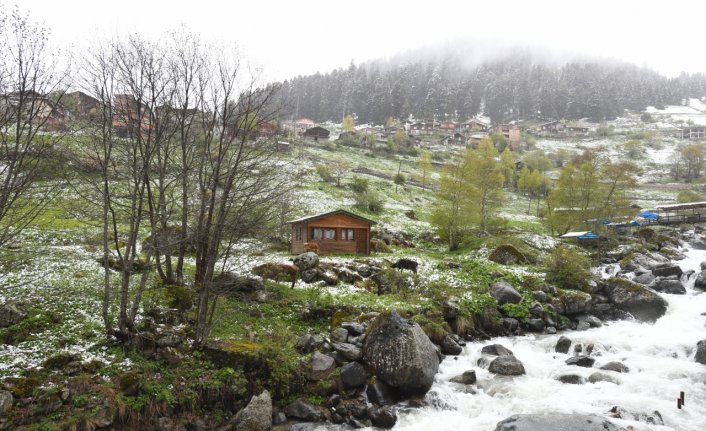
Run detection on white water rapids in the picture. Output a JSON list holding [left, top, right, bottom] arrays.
[[390, 247, 706, 431]]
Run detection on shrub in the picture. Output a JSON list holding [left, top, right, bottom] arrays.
[[315, 164, 333, 182], [353, 191, 384, 213], [544, 246, 592, 290], [350, 176, 369, 193], [677, 190, 702, 203], [640, 112, 653, 123]]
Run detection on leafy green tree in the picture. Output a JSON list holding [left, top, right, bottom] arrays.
[[490, 132, 507, 152], [470, 138, 505, 231], [430, 152, 475, 251], [679, 143, 706, 181], [623, 140, 645, 159], [499, 148, 516, 189], [523, 150, 554, 173], [342, 114, 355, 132], [419, 151, 433, 190]]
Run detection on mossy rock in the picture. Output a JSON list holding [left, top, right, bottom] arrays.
[[636, 228, 656, 242], [203, 340, 264, 371], [165, 284, 195, 311], [411, 309, 450, 344], [488, 244, 527, 265], [330, 310, 354, 332], [117, 370, 143, 396], [3, 376, 40, 398], [43, 352, 82, 370]]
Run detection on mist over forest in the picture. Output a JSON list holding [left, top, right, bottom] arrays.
[[275, 42, 706, 124]]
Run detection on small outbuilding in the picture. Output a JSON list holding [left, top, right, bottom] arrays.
[[303, 126, 330, 141], [289, 209, 377, 255]]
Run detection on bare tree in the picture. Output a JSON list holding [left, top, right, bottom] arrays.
[[0, 8, 67, 248], [191, 53, 289, 347]]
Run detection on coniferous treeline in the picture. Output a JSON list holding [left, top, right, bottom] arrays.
[[275, 53, 706, 124]]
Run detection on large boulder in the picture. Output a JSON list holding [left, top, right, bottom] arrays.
[[488, 244, 527, 265], [695, 339, 706, 365], [441, 335, 463, 355], [481, 344, 514, 357], [565, 356, 595, 368], [494, 414, 620, 431], [557, 290, 593, 316], [604, 278, 668, 322], [0, 302, 26, 328], [489, 281, 523, 305], [600, 361, 629, 373], [294, 252, 319, 271], [651, 278, 686, 295], [362, 311, 439, 396], [367, 406, 397, 429], [651, 263, 683, 278], [340, 362, 367, 388], [233, 390, 272, 431], [488, 355, 525, 376], [284, 399, 324, 422]]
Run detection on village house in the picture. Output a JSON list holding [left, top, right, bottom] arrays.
[[438, 121, 458, 131], [441, 132, 467, 146], [409, 121, 435, 135], [113, 94, 154, 138], [289, 209, 376, 255], [496, 124, 522, 149], [1, 90, 69, 131], [303, 126, 330, 141], [537, 120, 589, 137], [63, 91, 100, 120], [461, 118, 490, 132]]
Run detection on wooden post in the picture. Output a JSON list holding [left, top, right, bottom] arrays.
[[680, 391, 685, 406], [677, 398, 682, 409]]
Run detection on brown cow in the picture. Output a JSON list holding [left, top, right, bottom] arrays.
[[304, 242, 320, 254], [252, 263, 299, 289]]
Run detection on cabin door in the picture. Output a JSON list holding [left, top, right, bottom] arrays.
[[356, 229, 367, 254]]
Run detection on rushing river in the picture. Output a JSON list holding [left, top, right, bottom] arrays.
[[391, 247, 706, 431]]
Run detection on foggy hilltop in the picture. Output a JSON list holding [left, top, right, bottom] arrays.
[[274, 40, 706, 124]]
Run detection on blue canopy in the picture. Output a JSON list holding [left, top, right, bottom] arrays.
[[639, 211, 659, 220], [577, 232, 600, 240]]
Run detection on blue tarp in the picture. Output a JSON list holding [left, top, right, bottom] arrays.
[[577, 232, 600, 240], [639, 211, 659, 220]]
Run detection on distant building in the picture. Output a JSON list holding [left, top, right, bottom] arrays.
[[496, 124, 522, 149], [63, 91, 100, 120], [441, 132, 467, 146], [303, 126, 330, 141], [461, 119, 490, 132], [438, 121, 457, 131], [680, 126, 706, 139]]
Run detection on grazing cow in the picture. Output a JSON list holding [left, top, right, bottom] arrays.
[[252, 263, 299, 288], [304, 242, 320, 253], [391, 258, 418, 274]]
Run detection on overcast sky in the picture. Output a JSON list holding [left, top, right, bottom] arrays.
[[13, 0, 706, 81]]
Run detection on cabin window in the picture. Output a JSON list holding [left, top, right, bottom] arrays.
[[295, 225, 302, 241], [341, 228, 355, 241], [312, 228, 336, 240]]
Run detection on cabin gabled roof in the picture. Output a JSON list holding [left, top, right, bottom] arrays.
[[288, 209, 377, 225]]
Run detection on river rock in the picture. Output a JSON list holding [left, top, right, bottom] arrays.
[[340, 362, 367, 388], [332, 342, 362, 361], [555, 336, 572, 354], [695, 270, 706, 290], [651, 263, 683, 278], [632, 272, 655, 285], [558, 291, 593, 316], [695, 339, 706, 365], [362, 311, 439, 395], [608, 406, 664, 425], [494, 414, 620, 431], [441, 335, 463, 355], [442, 297, 460, 320], [366, 406, 397, 429], [331, 327, 349, 344], [233, 390, 272, 431], [565, 355, 595, 367], [449, 370, 477, 385], [489, 281, 523, 305], [309, 352, 336, 381], [556, 374, 584, 384], [588, 371, 620, 384], [488, 355, 525, 376], [529, 302, 544, 317], [341, 322, 366, 336], [481, 344, 514, 357], [651, 278, 686, 295], [526, 318, 545, 332], [532, 290, 548, 302], [0, 390, 12, 416], [584, 315, 603, 328], [294, 252, 319, 271], [366, 378, 394, 406], [600, 361, 630, 373], [284, 399, 324, 422], [604, 278, 668, 322], [0, 302, 26, 328]]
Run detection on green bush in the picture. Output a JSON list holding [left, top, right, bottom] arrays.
[[354, 191, 384, 213], [315, 164, 333, 182], [677, 190, 702, 203], [350, 176, 369, 193], [544, 246, 592, 290]]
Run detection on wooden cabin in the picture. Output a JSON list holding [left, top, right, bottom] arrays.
[[289, 210, 377, 255], [303, 126, 330, 141]]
